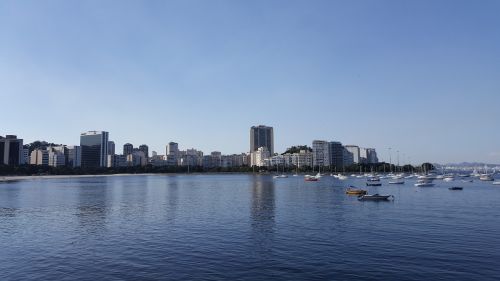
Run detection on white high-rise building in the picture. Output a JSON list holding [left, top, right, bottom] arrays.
[[251, 147, 270, 167]]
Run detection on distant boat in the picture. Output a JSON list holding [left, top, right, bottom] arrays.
[[479, 174, 494, 181], [366, 182, 382, 187], [415, 179, 435, 187], [443, 177, 454, 182], [449, 187, 463, 190], [273, 174, 288, 179], [304, 174, 319, 181], [492, 181, 500, 185], [388, 180, 405, 185], [358, 194, 394, 201], [367, 177, 380, 182], [345, 186, 367, 195]]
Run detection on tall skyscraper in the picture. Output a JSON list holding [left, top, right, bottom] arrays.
[[80, 131, 109, 168], [250, 125, 274, 155], [166, 142, 179, 166], [123, 143, 133, 155], [108, 141, 115, 155], [328, 141, 344, 169], [139, 144, 149, 159], [312, 140, 329, 167], [0, 135, 23, 166]]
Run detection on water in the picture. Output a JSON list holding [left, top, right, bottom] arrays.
[[1, 174, 499, 280]]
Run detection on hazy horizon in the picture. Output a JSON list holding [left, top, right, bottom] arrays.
[[2, 0, 499, 164]]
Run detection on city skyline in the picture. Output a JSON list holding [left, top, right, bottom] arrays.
[[2, 1, 500, 164]]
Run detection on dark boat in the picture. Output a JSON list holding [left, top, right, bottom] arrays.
[[366, 182, 382, 186], [449, 187, 463, 190], [358, 194, 394, 201]]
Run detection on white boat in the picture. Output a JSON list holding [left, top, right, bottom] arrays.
[[415, 182, 435, 187], [273, 174, 288, 179], [338, 175, 348, 180], [443, 177, 454, 182], [479, 174, 494, 181], [493, 181, 500, 185]]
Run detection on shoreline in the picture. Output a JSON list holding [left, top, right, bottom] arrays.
[[0, 172, 266, 182]]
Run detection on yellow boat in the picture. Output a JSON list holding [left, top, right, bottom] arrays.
[[345, 187, 367, 195]]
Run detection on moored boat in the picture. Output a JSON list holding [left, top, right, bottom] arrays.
[[388, 180, 405, 185], [358, 194, 394, 201], [366, 182, 382, 186], [449, 187, 463, 190], [345, 186, 367, 195]]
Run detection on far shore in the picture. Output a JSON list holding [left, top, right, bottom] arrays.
[[0, 173, 156, 182], [0, 172, 267, 182]]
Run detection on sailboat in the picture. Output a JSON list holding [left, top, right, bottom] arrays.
[[273, 162, 288, 179]]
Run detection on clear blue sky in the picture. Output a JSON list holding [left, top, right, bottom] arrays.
[[1, 0, 499, 164]]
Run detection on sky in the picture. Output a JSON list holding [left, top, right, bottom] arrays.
[[1, 0, 499, 164]]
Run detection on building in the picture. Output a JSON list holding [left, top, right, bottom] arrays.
[[108, 141, 115, 155], [250, 125, 274, 155], [328, 141, 344, 169], [250, 147, 270, 167], [366, 148, 379, 164], [139, 144, 149, 159], [30, 149, 49, 166], [123, 143, 133, 156], [80, 131, 109, 168], [126, 151, 147, 166], [344, 145, 360, 164], [66, 146, 81, 167], [48, 148, 66, 167], [283, 149, 313, 168], [312, 140, 329, 167], [343, 147, 354, 166], [0, 135, 23, 166], [166, 142, 179, 166], [22, 148, 29, 165]]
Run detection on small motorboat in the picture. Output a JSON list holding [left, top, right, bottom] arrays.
[[358, 194, 394, 201], [461, 179, 473, 183], [273, 174, 288, 179], [492, 181, 500, 185], [388, 180, 405, 185], [449, 187, 463, 190], [367, 177, 380, 182], [366, 182, 382, 186], [304, 176, 319, 182], [345, 186, 367, 195]]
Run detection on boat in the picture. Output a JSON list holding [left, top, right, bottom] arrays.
[[304, 174, 319, 181], [337, 174, 349, 180], [479, 174, 494, 181], [443, 177, 454, 182], [273, 174, 288, 179], [366, 182, 382, 186], [414, 179, 435, 187], [492, 181, 500, 185], [461, 179, 473, 183], [388, 180, 405, 185], [367, 177, 380, 182], [345, 186, 367, 195], [358, 194, 394, 201], [449, 187, 463, 190]]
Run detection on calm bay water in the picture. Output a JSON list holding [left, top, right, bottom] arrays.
[[1, 174, 499, 280]]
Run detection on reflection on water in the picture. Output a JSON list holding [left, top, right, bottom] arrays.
[[76, 177, 110, 233], [250, 175, 275, 256], [165, 176, 179, 222]]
